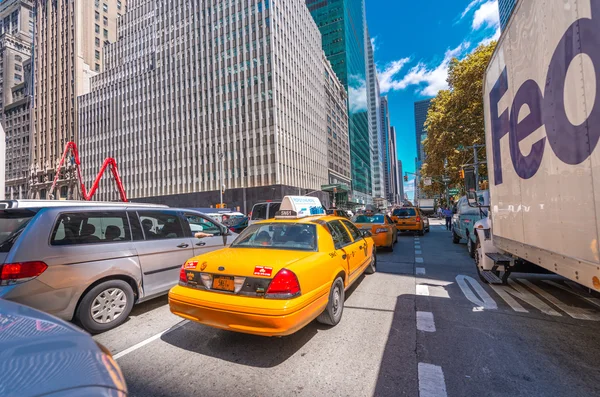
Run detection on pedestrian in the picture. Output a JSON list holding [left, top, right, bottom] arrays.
[[443, 206, 453, 231], [437, 206, 443, 219]]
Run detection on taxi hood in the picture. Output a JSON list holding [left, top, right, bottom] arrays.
[[187, 247, 316, 278]]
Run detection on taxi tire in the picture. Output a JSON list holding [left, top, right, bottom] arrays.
[[317, 277, 345, 326], [76, 279, 135, 334], [365, 252, 377, 274]]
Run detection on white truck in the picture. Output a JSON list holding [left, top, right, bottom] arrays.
[[473, 0, 600, 292], [417, 198, 436, 216]]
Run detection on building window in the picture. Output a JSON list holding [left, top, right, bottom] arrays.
[[95, 24, 100, 33], [95, 0, 99, 7], [95, 63, 100, 72], [103, 29, 108, 38], [117, 0, 122, 10], [95, 37, 100, 47], [14, 74, 22, 81], [103, 16, 108, 26], [103, 3, 108, 12], [95, 11, 99, 20], [95, 50, 100, 60]]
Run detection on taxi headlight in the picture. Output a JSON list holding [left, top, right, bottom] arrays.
[[375, 228, 387, 233], [200, 273, 213, 289]]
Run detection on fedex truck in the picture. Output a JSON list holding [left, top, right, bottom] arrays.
[[473, 0, 600, 292]]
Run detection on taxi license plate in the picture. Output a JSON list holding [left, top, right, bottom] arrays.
[[213, 276, 235, 292]]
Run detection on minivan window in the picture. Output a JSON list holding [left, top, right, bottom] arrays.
[[267, 203, 281, 219], [251, 203, 267, 220], [50, 211, 130, 245], [185, 214, 222, 236], [138, 211, 185, 240], [0, 209, 38, 252]]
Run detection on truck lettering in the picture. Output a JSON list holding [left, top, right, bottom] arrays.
[[490, 0, 600, 185]]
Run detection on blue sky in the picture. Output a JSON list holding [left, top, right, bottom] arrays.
[[366, 0, 501, 197]]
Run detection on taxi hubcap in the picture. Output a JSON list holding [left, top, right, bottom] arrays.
[[91, 288, 127, 324], [332, 285, 341, 317]]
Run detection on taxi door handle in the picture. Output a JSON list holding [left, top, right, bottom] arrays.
[[177, 243, 189, 248], [358, 245, 363, 250], [196, 241, 206, 246], [342, 254, 347, 259]]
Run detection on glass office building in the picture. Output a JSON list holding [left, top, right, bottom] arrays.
[[414, 99, 431, 166], [306, 0, 371, 202], [498, 0, 516, 31]]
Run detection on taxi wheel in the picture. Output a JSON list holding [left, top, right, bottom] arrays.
[[76, 279, 135, 334], [317, 277, 345, 326], [418, 229, 424, 236], [365, 252, 377, 274]]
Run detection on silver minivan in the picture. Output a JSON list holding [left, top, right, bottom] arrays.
[[0, 204, 237, 333]]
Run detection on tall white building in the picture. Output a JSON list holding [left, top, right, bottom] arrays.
[[366, 29, 384, 205], [79, 0, 327, 202]]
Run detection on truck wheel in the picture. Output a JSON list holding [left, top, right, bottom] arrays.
[[317, 277, 345, 326], [76, 280, 135, 334], [467, 236, 475, 258], [452, 230, 460, 244]]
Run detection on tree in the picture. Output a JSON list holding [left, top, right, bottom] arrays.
[[421, 42, 496, 199]]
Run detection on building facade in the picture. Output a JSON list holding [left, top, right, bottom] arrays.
[[306, 0, 371, 205], [414, 98, 431, 200], [388, 125, 399, 204], [366, 28, 384, 205], [80, 0, 328, 202], [30, 0, 125, 199], [397, 160, 404, 202], [1, 0, 34, 199], [498, 0, 516, 31], [380, 96, 393, 203], [324, 56, 351, 202]]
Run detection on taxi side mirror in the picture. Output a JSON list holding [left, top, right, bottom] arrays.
[[361, 230, 372, 238]]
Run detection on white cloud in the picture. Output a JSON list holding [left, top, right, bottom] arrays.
[[478, 26, 501, 47], [378, 42, 470, 96], [370, 36, 378, 52], [472, 0, 499, 30], [460, 0, 486, 20]]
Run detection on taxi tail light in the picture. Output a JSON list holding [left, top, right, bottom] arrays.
[[416, 216, 421, 222], [0, 261, 47, 285], [179, 265, 187, 284], [266, 269, 301, 298]]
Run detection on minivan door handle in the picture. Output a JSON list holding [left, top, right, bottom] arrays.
[[195, 241, 206, 246], [177, 243, 189, 248]]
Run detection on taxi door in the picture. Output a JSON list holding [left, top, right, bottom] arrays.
[[327, 220, 355, 279], [341, 220, 369, 278]]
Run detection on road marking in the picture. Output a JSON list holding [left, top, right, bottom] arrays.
[[417, 311, 436, 332], [415, 245, 421, 250], [113, 320, 189, 360], [520, 279, 600, 321], [546, 280, 600, 309], [415, 250, 422, 255], [490, 280, 561, 316], [456, 275, 497, 310], [418, 363, 447, 397], [416, 267, 426, 275], [416, 284, 430, 296], [416, 257, 424, 263]]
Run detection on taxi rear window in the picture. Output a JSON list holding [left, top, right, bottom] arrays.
[[352, 214, 384, 224], [393, 208, 416, 217], [231, 223, 317, 251]]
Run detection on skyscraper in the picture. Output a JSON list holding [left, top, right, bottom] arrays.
[[498, 0, 517, 31], [0, 0, 34, 199], [306, 0, 372, 204], [366, 28, 384, 204], [397, 160, 404, 202], [389, 126, 400, 204], [80, 0, 328, 203], [414, 99, 431, 167], [29, 0, 125, 199]]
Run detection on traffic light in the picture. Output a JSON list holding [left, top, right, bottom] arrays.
[[459, 169, 465, 179], [404, 175, 408, 182]]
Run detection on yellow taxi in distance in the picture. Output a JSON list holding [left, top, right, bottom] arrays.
[[352, 213, 397, 251], [391, 206, 426, 236], [169, 196, 376, 337]]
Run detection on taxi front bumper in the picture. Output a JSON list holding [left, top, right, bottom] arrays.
[[168, 285, 328, 337]]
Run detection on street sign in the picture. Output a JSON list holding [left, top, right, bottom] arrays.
[[424, 177, 432, 186], [442, 177, 451, 183], [448, 188, 459, 195]]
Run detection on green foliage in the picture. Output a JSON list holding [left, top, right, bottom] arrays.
[[420, 42, 496, 198]]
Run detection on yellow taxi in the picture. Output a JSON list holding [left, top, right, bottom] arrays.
[[169, 196, 376, 337], [351, 212, 397, 251], [391, 206, 426, 236]]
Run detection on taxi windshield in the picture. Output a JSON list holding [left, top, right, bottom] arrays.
[[231, 223, 317, 251], [352, 214, 384, 224]]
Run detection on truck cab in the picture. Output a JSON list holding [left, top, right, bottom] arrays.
[[452, 192, 488, 257]]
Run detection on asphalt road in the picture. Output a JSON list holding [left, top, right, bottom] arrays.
[[94, 219, 600, 397]]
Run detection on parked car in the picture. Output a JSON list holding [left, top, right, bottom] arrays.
[[0, 299, 127, 397], [452, 192, 489, 257], [249, 201, 281, 225], [0, 204, 237, 333], [226, 216, 249, 233]]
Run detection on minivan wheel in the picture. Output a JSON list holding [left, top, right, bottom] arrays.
[[76, 280, 134, 334]]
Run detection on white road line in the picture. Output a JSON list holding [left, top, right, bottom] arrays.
[[415, 245, 421, 250], [415, 250, 422, 255], [113, 320, 189, 360], [416, 267, 426, 275], [418, 363, 447, 397], [416, 311, 436, 332], [416, 284, 430, 296], [416, 257, 424, 263], [456, 275, 497, 310]]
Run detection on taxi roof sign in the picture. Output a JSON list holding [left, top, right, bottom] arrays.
[[275, 196, 325, 219]]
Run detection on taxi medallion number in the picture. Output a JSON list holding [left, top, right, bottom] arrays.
[[213, 276, 235, 292]]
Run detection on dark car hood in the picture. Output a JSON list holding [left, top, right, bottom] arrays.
[[0, 300, 127, 397]]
